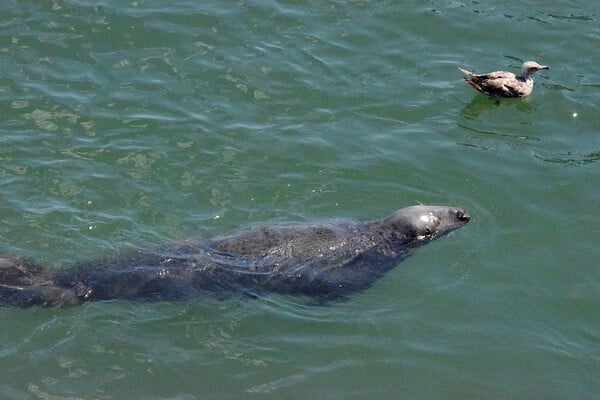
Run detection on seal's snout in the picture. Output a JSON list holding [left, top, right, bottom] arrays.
[[456, 209, 470, 223]]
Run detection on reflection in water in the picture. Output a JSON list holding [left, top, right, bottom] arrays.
[[459, 94, 536, 119]]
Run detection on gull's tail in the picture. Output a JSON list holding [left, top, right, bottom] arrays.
[[457, 67, 473, 77]]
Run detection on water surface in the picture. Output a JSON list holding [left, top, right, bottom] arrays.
[[1, 1, 599, 399]]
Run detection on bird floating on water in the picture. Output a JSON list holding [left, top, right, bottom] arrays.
[[458, 61, 549, 98]]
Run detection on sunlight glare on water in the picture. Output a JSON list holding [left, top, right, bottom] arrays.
[[0, 0, 599, 398]]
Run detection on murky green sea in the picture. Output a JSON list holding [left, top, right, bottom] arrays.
[[1, 1, 599, 398]]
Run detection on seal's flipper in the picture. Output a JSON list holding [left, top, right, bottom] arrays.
[[0, 284, 81, 307], [0, 257, 82, 307]]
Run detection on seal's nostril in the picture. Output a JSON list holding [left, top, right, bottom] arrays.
[[456, 209, 470, 222]]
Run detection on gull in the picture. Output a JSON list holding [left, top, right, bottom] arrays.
[[458, 61, 549, 98]]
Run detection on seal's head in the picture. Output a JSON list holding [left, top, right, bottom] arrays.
[[376, 205, 470, 246]]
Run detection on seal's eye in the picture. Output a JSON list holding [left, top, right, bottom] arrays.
[[417, 212, 440, 238]]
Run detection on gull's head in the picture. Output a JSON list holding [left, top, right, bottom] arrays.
[[521, 61, 549, 77]]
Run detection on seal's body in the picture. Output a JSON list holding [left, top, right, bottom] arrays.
[[0, 205, 469, 307]]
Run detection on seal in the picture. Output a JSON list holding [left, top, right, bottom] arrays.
[[0, 205, 469, 307]]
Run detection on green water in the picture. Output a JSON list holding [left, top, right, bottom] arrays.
[[1, 0, 598, 398]]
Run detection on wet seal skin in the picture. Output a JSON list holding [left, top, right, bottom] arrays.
[[0, 205, 470, 307]]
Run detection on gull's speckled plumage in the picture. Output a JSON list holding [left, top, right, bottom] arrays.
[[458, 61, 549, 98]]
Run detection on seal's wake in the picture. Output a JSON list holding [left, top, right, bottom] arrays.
[[0, 205, 469, 307]]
